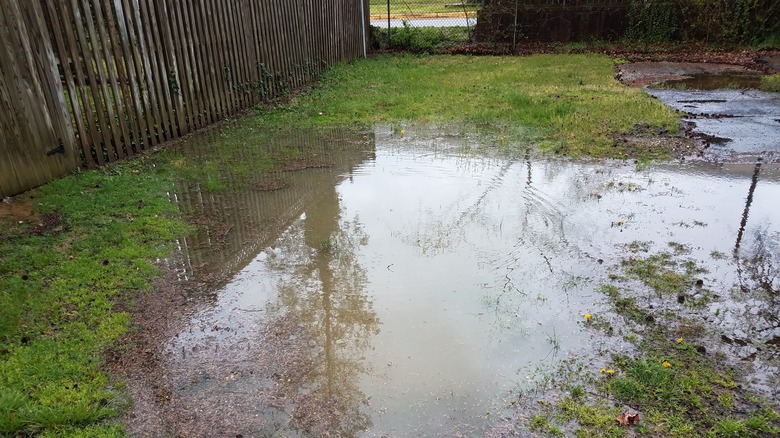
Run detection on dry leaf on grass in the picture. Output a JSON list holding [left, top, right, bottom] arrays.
[[616, 409, 640, 426]]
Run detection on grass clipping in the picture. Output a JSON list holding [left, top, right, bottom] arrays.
[[260, 54, 681, 158]]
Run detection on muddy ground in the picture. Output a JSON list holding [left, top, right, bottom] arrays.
[[615, 54, 780, 162]]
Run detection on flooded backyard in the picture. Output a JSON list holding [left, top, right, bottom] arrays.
[[125, 114, 780, 436]]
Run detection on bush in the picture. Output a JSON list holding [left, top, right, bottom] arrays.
[[625, 0, 780, 45]]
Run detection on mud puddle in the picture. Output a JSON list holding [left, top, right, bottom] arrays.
[[647, 85, 780, 162], [652, 72, 763, 90], [619, 62, 780, 163], [130, 126, 780, 437]]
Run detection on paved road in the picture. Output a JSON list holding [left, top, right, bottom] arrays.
[[370, 16, 476, 28]]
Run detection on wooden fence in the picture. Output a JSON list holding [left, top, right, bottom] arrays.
[[0, 0, 369, 198]]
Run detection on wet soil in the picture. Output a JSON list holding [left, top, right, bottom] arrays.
[[111, 272, 341, 437], [0, 195, 36, 221], [616, 61, 763, 88]]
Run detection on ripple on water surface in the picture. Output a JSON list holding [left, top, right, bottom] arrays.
[[156, 126, 780, 437]]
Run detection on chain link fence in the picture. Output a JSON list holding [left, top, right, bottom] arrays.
[[369, 0, 483, 51]]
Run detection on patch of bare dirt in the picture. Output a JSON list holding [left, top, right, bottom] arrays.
[[0, 202, 69, 241], [612, 122, 707, 161], [616, 132, 704, 160], [0, 196, 36, 221], [616, 61, 763, 88]]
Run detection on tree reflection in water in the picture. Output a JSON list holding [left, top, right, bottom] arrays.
[[261, 182, 379, 437]]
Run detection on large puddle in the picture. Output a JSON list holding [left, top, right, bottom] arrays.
[[154, 126, 780, 437]]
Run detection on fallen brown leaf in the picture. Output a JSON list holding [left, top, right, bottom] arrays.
[[616, 409, 640, 426]]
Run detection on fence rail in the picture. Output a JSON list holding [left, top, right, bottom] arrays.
[[0, 0, 369, 198]]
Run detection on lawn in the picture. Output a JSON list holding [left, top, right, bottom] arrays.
[[257, 54, 681, 158]]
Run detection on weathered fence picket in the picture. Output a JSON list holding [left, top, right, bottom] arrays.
[[0, 0, 369, 198]]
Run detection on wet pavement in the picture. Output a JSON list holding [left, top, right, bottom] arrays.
[[131, 125, 780, 437], [620, 64, 780, 163], [647, 87, 780, 162]]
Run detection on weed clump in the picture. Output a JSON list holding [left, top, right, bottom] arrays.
[[761, 74, 780, 92]]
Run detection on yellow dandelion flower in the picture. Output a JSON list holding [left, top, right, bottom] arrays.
[[677, 337, 683, 344], [662, 360, 671, 368], [599, 368, 606, 374], [606, 369, 615, 375], [584, 313, 592, 321]]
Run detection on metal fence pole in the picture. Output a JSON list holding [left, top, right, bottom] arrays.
[[360, 0, 367, 57]]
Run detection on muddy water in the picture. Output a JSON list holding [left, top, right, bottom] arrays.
[[155, 126, 780, 437], [647, 74, 780, 162]]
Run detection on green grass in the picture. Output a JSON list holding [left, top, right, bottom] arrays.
[[761, 74, 780, 92], [621, 251, 706, 297], [256, 54, 681, 158], [0, 159, 188, 435]]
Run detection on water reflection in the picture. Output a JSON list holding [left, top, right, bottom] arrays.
[[262, 186, 378, 436], [148, 126, 780, 436], [157, 128, 378, 437], [168, 128, 376, 289], [734, 160, 762, 255]]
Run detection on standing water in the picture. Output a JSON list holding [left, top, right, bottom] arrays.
[[145, 125, 780, 437]]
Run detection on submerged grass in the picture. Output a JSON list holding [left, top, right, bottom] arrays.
[[256, 54, 681, 158], [530, 250, 780, 437]]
